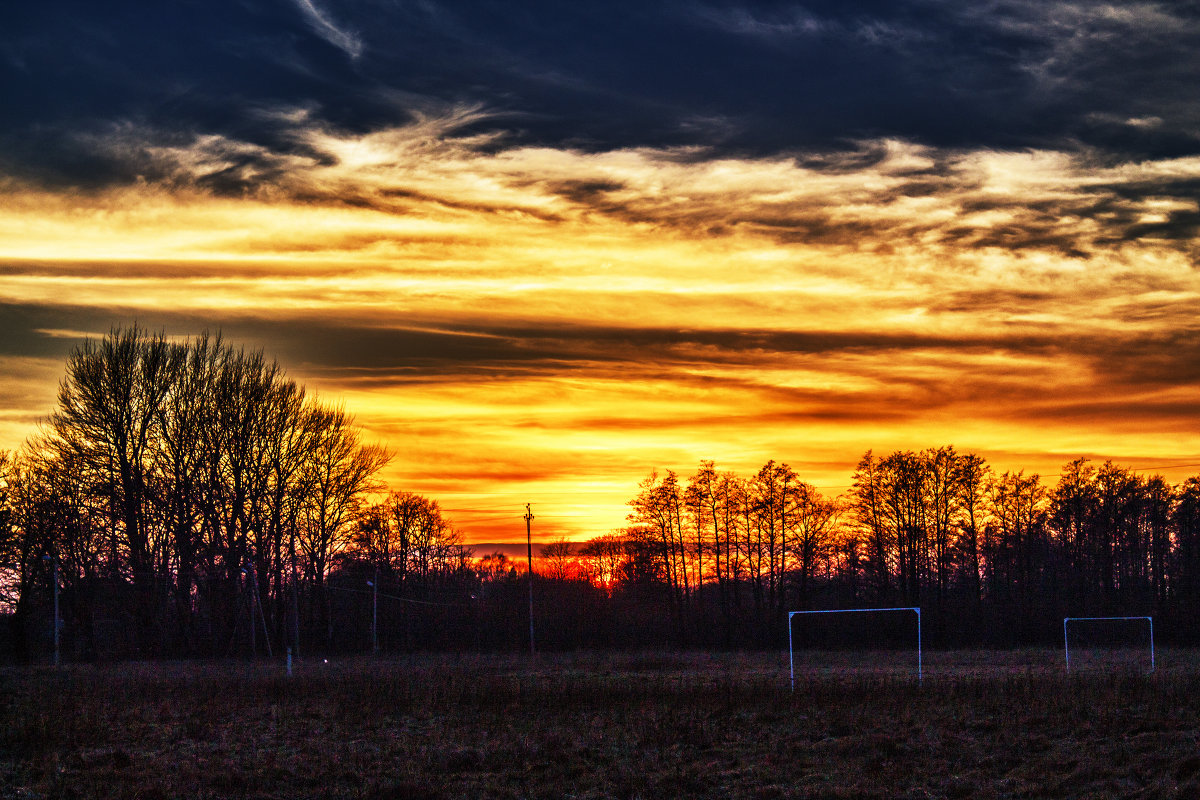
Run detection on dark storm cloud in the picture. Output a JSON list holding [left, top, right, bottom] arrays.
[[6, 0, 1200, 192], [5, 2, 1200, 266], [1, 0, 379, 188]]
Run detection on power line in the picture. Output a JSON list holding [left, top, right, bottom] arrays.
[[1127, 462, 1200, 472], [327, 584, 468, 608], [447, 514, 527, 523]]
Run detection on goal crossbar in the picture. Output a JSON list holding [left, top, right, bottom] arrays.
[[1063, 616, 1154, 672], [788, 607, 922, 691]]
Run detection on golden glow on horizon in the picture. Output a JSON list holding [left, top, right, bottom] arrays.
[[4, 121, 1200, 541]]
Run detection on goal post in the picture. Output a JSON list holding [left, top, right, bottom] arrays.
[[788, 607, 921, 691], [1063, 616, 1154, 673]]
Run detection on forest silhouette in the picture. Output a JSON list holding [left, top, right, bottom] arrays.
[[3, 326, 1199, 660]]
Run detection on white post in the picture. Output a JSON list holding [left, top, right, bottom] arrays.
[[1064, 617, 1070, 672], [916, 608, 922, 684], [286, 646, 293, 677], [788, 612, 795, 693], [1149, 617, 1155, 673]]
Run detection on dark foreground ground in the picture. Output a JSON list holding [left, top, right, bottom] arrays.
[[2, 650, 1197, 799]]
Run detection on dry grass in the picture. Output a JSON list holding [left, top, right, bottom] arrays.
[[2, 650, 1198, 799]]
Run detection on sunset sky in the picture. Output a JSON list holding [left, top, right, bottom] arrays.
[[4, 1, 1200, 547]]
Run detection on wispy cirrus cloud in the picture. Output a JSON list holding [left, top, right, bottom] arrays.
[[291, 0, 364, 59]]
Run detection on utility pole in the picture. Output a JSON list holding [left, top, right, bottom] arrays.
[[369, 565, 379, 655], [245, 556, 272, 659], [247, 560, 256, 657], [289, 528, 301, 659], [43, 554, 59, 667], [525, 503, 535, 656]]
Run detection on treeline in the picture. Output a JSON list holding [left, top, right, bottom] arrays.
[[607, 451, 1200, 646], [0, 326, 392, 659], [5, 327, 1200, 660]]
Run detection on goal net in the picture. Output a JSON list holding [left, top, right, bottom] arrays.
[[1063, 616, 1155, 673], [787, 607, 921, 690]]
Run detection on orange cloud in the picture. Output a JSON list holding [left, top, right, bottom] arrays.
[[3, 116, 1200, 542]]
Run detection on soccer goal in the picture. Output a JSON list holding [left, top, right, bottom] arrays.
[[788, 607, 922, 691], [1063, 616, 1155, 673]]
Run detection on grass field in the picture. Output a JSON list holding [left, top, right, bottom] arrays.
[[2, 649, 1197, 799]]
